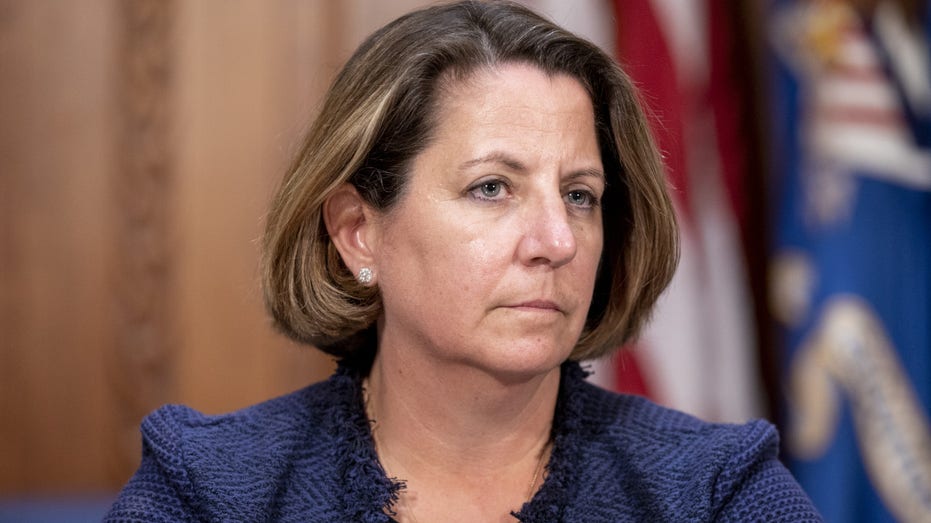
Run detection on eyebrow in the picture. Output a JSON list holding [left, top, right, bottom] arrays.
[[458, 151, 527, 173], [458, 151, 606, 182]]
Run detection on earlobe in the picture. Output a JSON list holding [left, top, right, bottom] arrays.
[[323, 184, 377, 284]]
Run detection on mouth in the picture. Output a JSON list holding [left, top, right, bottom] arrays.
[[506, 300, 563, 313]]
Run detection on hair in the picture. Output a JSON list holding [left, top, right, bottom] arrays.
[[262, 0, 678, 362]]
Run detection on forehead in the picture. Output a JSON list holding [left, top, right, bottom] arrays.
[[427, 63, 599, 153], [437, 63, 591, 116]]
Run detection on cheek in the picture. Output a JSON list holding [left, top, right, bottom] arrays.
[[591, 233, 605, 273], [428, 221, 510, 294], [576, 222, 604, 277], [379, 211, 516, 320], [379, 211, 481, 295]]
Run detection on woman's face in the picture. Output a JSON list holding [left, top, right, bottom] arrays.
[[371, 63, 605, 379]]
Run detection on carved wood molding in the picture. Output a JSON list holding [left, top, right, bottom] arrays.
[[109, 0, 177, 484]]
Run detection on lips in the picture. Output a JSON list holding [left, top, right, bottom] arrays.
[[507, 299, 562, 312]]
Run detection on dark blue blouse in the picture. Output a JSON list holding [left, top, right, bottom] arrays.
[[106, 361, 821, 522]]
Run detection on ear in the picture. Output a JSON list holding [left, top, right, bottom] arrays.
[[323, 183, 378, 284]]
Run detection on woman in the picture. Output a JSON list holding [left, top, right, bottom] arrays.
[[107, 1, 821, 521]]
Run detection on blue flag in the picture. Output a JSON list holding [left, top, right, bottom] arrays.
[[768, 1, 931, 521]]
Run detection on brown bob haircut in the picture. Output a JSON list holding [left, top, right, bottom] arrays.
[[262, 0, 678, 362]]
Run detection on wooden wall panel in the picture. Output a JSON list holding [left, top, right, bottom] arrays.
[[174, 0, 308, 415], [0, 0, 117, 492], [1, 0, 435, 495], [107, 0, 181, 484]]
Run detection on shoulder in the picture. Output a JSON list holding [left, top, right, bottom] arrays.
[[575, 379, 776, 459], [109, 375, 351, 522], [141, 375, 340, 464], [142, 377, 335, 456], [564, 381, 820, 521], [571, 379, 777, 477]]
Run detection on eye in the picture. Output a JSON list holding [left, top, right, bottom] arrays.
[[480, 182, 502, 197], [467, 179, 510, 201], [565, 189, 598, 208]]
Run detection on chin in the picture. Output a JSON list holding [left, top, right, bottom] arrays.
[[469, 339, 573, 384]]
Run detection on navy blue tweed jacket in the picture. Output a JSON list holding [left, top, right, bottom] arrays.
[[106, 362, 821, 522]]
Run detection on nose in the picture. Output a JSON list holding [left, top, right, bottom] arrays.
[[516, 194, 578, 268]]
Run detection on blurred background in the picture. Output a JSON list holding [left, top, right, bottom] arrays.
[[1, 1, 928, 522]]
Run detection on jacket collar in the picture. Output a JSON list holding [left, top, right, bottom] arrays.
[[331, 359, 591, 522]]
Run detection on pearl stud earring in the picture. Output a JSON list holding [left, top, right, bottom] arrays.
[[357, 267, 374, 285]]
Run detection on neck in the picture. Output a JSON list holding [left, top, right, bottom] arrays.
[[364, 347, 560, 521]]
